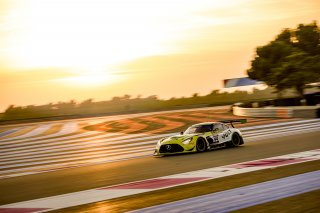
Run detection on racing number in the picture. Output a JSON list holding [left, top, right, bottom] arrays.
[[212, 135, 219, 143], [209, 135, 219, 143], [221, 130, 232, 140]]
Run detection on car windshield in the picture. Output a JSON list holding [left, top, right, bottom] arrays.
[[184, 124, 213, 134]]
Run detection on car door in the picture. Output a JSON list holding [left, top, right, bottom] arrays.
[[207, 124, 224, 145], [217, 124, 232, 143]]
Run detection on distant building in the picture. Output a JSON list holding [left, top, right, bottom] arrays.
[[223, 77, 262, 88]]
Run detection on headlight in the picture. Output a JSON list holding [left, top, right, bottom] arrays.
[[182, 137, 192, 145]]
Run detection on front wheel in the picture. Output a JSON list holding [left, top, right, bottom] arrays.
[[196, 138, 207, 152]]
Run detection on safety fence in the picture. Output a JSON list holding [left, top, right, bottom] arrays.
[[233, 106, 319, 118]]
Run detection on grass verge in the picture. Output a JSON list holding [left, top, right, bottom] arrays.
[[234, 189, 320, 213]]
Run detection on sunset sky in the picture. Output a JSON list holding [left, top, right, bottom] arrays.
[[0, 0, 319, 112]]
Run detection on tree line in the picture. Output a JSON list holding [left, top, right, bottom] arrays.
[[1, 88, 287, 120]]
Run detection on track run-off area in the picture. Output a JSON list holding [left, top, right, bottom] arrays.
[[0, 105, 319, 212]]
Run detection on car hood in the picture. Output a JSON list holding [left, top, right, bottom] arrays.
[[161, 133, 201, 143]]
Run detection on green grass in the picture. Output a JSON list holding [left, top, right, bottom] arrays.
[[234, 190, 320, 213]]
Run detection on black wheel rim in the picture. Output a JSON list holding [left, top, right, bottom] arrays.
[[232, 135, 240, 146], [197, 140, 205, 151]]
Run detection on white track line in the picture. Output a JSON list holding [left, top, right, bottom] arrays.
[[1, 149, 319, 211], [0, 131, 101, 147], [0, 128, 22, 139], [245, 126, 320, 142], [239, 118, 319, 131], [0, 130, 163, 149], [0, 132, 157, 151], [0, 144, 155, 163], [0, 138, 156, 159], [2, 118, 316, 146], [0, 124, 53, 142], [0, 124, 319, 172], [1, 122, 318, 158], [10, 122, 79, 142], [1, 126, 319, 171], [0, 149, 153, 177], [0, 122, 79, 143], [243, 123, 320, 137], [0, 146, 154, 170], [1, 122, 319, 159], [0, 131, 119, 148], [0, 119, 319, 179]]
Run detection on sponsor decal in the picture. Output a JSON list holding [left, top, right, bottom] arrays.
[[211, 135, 219, 143], [222, 130, 232, 139]]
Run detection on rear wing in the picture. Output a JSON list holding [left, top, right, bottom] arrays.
[[219, 119, 247, 128]]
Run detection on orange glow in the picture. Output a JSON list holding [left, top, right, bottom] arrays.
[[56, 72, 121, 87], [5, 0, 184, 69], [0, 0, 319, 111]]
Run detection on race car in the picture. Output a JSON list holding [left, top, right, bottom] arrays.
[[154, 119, 246, 156]]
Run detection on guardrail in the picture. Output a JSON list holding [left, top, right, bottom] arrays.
[[233, 106, 319, 118]]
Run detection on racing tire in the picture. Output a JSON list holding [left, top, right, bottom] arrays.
[[196, 138, 207, 152], [229, 133, 242, 147]]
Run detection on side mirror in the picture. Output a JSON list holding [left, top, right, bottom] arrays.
[[180, 131, 183, 135]]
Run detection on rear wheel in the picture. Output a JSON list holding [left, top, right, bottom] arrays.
[[230, 133, 242, 147], [196, 138, 207, 152]]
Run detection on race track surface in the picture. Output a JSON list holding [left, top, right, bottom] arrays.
[[0, 106, 307, 179], [0, 106, 319, 211], [0, 126, 319, 205]]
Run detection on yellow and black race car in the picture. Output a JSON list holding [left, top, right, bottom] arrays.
[[154, 119, 246, 156]]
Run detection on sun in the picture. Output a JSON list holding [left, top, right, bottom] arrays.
[[59, 73, 119, 87], [55, 66, 122, 87]]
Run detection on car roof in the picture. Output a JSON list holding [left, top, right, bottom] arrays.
[[190, 122, 221, 127]]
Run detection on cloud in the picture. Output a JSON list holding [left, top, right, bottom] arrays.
[[0, 67, 74, 85]]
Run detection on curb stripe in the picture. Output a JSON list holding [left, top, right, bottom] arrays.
[[133, 171, 320, 213], [103, 178, 209, 190]]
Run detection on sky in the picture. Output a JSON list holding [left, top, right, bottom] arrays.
[[0, 0, 319, 112]]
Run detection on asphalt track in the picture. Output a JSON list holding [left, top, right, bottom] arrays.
[[0, 110, 309, 179], [0, 129, 319, 205]]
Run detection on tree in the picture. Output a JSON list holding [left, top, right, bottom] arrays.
[[247, 22, 320, 97]]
